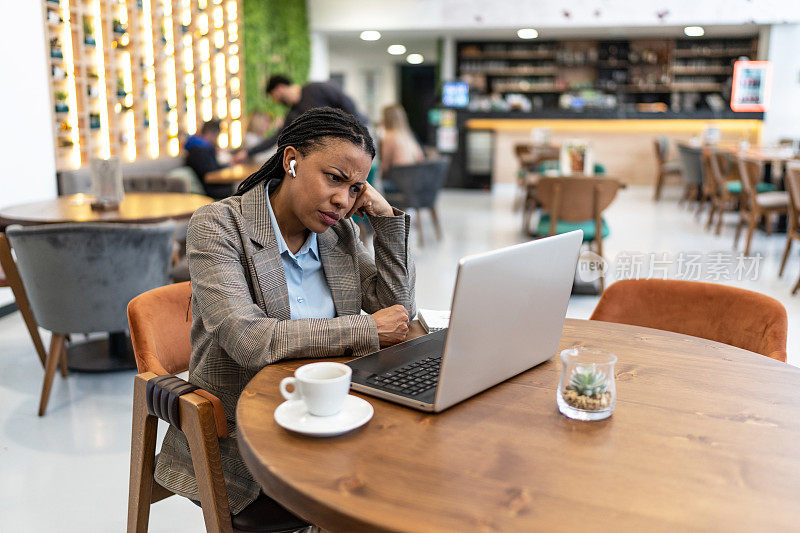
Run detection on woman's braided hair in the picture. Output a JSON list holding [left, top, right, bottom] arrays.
[[235, 107, 375, 195]]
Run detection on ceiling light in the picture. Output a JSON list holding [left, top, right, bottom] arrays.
[[684, 26, 704, 37], [406, 54, 424, 65], [387, 44, 406, 55], [517, 28, 538, 39], [360, 30, 381, 41]]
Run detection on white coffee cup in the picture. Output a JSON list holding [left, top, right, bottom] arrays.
[[280, 362, 352, 417]]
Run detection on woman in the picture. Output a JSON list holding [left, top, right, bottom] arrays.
[[155, 107, 416, 518], [379, 104, 424, 177]]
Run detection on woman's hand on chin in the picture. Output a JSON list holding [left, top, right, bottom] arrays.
[[346, 182, 394, 218]]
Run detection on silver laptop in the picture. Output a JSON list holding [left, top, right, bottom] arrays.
[[347, 230, 583, 412]]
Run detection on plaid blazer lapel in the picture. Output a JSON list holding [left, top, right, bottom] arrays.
[[319, 227, 361, 316], [241, 184, 291, 320]]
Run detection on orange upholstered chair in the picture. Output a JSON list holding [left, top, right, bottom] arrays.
[[126, 282, 308, 533], [590, 279, 787, 362]]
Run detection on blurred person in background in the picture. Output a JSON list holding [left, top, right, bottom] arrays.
[[379, 104, 424, 178], [184, 119, 232, 199], [242, 110, 280, 165], [234, 74, 368, 163]]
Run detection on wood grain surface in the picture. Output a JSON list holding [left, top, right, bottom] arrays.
[[204, 163, 261, 184], [237, 318, 800, 532], [0, 192, 213, 226]]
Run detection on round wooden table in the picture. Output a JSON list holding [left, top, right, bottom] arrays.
[[204, 163, 261, 184], [0, 192, 213, 226], [237, 319, 800, 532]]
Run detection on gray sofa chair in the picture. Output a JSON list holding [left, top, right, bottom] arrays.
[[383, 158, 450, 246], [58, 156, 203, 195], [5, 221, 175, 416], [677, 144, 705, 209]]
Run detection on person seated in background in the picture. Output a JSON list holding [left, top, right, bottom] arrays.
[[234, 74, 368, 163], [242, 110, 280, 165], [380, 104, 424, 175], [184, 119, 231, 199], [379, 104, 424, 190], [155, 107, 416, 520]]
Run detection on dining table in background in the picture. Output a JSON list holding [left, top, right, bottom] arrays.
[[204, 163, 261, 185], [0, 191, 214, 371], [237, 318, 800, 532]]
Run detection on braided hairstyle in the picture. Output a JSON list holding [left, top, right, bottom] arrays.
[[235, 107, 375, 195]]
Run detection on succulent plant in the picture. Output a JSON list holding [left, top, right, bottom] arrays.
[[567, 366, 608, 397]]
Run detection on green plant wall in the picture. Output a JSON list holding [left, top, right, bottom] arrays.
[[242, 0, 310, 118]]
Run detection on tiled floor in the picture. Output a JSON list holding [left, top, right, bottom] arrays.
[[0, 184, 797, 531]]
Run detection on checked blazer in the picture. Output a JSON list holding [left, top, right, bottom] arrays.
[[154, 180, 416, 513]]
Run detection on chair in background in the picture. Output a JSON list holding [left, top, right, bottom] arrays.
[[533, 177, 621, 291], [676, 144, 706, 212], [0, 233, 48, 366], [734, 156, 790, 256], [780, 162, 800, 295], [653, 137, 682, 201], [382, 158, 449, 246], [5, 222, 175, 415], [126, 282, 310, 533], [590, 279, 787, 362], [122, 174, 190, 193]]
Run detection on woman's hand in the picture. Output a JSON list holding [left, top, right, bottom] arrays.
[[346, 182, 394, 219], [371, 305, 410, 347]]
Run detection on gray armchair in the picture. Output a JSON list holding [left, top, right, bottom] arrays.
[[383, 158, 450, 246], [677, 144, 705, 209], [5, 221, 175, 415]]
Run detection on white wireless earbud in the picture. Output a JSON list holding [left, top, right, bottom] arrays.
[[289, 159, 297, 177]]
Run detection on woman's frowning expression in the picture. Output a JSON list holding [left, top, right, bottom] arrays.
[[275, 138, 373, 236]]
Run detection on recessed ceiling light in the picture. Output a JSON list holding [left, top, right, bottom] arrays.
[[387, 44, 406, 55], [684, 26, 704, 37], [360, 30, 381, 41], [517, 28, 538, 39], [406, 53, 424, 64]]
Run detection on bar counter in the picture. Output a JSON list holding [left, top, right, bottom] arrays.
[[451, 110, 763, 187]]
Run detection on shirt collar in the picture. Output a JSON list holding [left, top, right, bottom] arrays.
[[265, 180, 319, 260]]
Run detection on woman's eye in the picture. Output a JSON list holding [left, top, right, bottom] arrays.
[[350, 185, 361, 195]]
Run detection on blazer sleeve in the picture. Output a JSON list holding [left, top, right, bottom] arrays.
[[186, 203, 380, 372], [352, 210, 416, 318]]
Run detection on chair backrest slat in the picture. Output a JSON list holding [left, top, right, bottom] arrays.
[[535, 177, 621, 222]]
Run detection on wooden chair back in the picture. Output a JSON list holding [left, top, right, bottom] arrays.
[[706, 150, 729, 194], [590, 279, 788, 362], [736, 155, 764, 208], [785, 161, 800, 218], [653, 137, 668, 165], [535, 177, 620, 224]]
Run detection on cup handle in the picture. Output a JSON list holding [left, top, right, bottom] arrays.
[[280, 377, 299, 401]]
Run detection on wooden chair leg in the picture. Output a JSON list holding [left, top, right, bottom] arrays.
[[128, 374, 160, 533], [182, 396, 234, 533], [779, 237, 793, 277], [733, 214, 744, 248], [765, 213, 774, 236], [654, 170, 664, 201], [59, 341, 68, 378], [793, 270, 800, 295], [429, 207, 443, 241], [39, 333, 66, 416], [706, 201, 716, 230], [744, 214, 758, 256], [0, 234, 48, 367]]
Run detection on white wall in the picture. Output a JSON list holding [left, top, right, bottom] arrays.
[[762, 24, 800, 143], [328, 38, 438, 123], [309, 0, 800, 32], [0, 0, 58, 306]]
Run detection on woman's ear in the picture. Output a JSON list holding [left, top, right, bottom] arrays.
[[282, 146, 298, 177]]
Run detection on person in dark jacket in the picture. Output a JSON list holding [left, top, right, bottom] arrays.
[[234, 74, 368, 163], [184, 119, 232, 199]]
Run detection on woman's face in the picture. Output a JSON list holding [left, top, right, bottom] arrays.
[[284, 138, 372, 233]]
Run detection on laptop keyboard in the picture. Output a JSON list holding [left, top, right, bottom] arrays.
[[366, 355, 442, 396]]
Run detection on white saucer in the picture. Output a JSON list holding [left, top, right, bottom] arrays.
[[274, 395, 374, 437]]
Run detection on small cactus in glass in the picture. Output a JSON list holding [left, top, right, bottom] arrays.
[[558, 347, 617, 421], [567, 366, 609, 398]]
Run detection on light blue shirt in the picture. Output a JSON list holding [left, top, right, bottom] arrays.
[[265, 183, 337, 320]]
